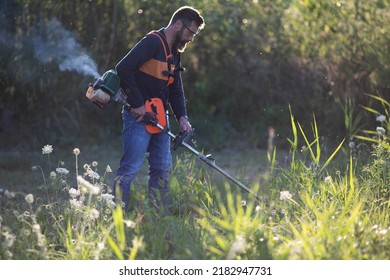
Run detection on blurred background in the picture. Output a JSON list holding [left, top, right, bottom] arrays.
[[0, 0, 389, 163]]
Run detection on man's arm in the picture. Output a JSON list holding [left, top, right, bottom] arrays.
[[169, 55, 191, 131], [115, 36, 158, 108]]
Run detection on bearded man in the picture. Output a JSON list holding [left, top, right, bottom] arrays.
[[113, 6, 205, 214]]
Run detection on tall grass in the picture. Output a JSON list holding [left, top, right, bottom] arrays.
[[0, 106, 389, 260]]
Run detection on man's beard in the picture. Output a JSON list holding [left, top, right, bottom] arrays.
[[173, 29, 189, 53]]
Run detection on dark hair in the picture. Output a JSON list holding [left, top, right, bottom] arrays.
[[170, 6, 205, 30]]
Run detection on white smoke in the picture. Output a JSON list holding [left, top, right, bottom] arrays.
[[31, 18, 100, 77]]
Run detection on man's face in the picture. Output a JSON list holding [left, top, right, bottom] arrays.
[[174, 21, 198, 53]]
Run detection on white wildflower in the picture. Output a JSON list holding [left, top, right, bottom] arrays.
[[4, 190, 15, 199], [56, 168, 70, 175], [348, 141, 355, 149], [101, 193, 115, 201], [50, 171, 57, 179], [25, 194, 34, 204], [89, 208, 100, 220], [97, 242, 105, 250], [124, 219, 136, 229], [69, 198, 83, 209], [227, 235, 247, 259], [132, 236, 144, 250], [86, 168, 100, 180], [2, 231, 16, 248], [32, 224, 41, 233], [106, 165, 112, 173], [77, 176, 100, 195], [92, 161, 98, 167], [68, 188, 80, 199], [324, 176, 332, 184], [255, 205, 261, 213], [73, 148, 80, 156], [376, 114, 386, 123], [376, 127, 386, 136], [42, 144, 53, 154], [280, 190, 292, 201], [241, 200, 247, 207]]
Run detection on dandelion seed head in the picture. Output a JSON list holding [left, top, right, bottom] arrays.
[[348, 141, 355, 149], [92, 161, 98, 167], [325, 176, 332, 184], [73, 148, 80, 156], [31, 166, 37, 171], [42, 144, 53, 154], [50, 171, 57, 179], [89, 208, 100, 220], [25, 194, 34, 204]]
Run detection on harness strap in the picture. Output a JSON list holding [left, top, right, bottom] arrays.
[[148, 31, 172, 62], [147, 30, 175, 86]]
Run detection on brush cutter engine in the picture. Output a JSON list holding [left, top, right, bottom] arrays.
[[85, 70, 130, 109]]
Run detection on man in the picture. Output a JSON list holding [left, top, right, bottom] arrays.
[[114, 6, 205, 214]]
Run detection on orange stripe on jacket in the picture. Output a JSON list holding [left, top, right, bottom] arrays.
[[139, 59, 168, 80]]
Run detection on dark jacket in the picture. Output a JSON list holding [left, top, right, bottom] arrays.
[[116, 29, 187, 120]]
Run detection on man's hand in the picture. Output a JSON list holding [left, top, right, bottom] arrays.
[[179, 115, 192, 132], [130, 105, 146, 122]]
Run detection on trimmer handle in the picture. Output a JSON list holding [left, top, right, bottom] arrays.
[[143, 112, 158, 126], [172, 129, 194, 150]]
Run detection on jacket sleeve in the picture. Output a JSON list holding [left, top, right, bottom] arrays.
[[115, 36, 159, 108], [168, 54, 188, 121]]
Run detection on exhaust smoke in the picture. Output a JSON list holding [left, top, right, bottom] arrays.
[[31, 18, 100, 77]]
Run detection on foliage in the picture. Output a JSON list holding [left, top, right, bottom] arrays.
[[0, 0, 389, 150], [1, 110, 389, 260]]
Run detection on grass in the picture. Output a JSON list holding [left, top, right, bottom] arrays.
[[0, 108, 389, 260]]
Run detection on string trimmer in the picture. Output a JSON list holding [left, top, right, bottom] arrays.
[[85, 70, 261, 201]]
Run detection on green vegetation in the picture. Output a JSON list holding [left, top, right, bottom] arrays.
[[1, 104, 388, 259], [0, 0, 389, 149], [0, 0, 389, 260]]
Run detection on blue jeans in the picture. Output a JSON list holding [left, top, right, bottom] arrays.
[[114, 109, 172, 212]]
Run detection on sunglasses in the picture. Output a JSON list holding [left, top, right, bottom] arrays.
[[182, 21, 199, 36]]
